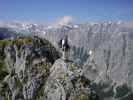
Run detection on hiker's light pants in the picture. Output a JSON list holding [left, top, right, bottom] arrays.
[[62, 51, 70, 60]]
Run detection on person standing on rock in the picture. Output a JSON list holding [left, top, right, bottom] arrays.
[[58, 35, 70, 61]]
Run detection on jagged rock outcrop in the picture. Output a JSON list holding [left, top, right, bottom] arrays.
[[0, 35, 99, 100], [44, 59, 98, 100], [0, 36, 60, 100]]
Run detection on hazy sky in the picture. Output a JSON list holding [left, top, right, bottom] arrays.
[[0, 0, 133, 23]]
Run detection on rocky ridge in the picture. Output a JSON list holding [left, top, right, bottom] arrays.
[[0, 36, 98, 100]]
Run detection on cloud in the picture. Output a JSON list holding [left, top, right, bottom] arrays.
[[57, 16, 73, 26], [48, 16, 73, 28]]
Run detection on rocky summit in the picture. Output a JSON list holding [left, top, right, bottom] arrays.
[[44, 59, 94, 100]]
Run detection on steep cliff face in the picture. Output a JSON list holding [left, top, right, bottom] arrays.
[[82, 27, 133, 99], [43, 22, 133, 100], [0, 36, 60, 100]]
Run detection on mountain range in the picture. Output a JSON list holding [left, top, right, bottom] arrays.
[[0, 21, 133, 100]]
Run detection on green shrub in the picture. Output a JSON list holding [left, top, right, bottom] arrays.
[[79, 94, 89, 100]]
